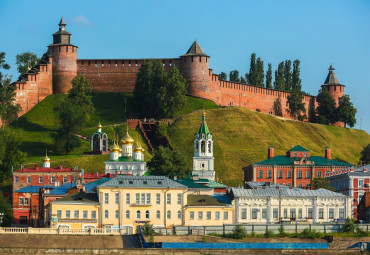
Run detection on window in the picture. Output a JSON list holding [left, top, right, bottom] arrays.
[[306, 171, 311, 179], [105, 210, 109, 219], [284, 208, 288, 218], [115, 193, 119, 204], [359, 180, 364, 188], [189, 211, 194, 220], [91, 211, 96, 219], [83, 211, 88, 219], [198, 211, 203, 220], [262, 209, 267, 219], [141, 193, 145, 204], [126, 210, 130, 219], [307, 208, 313, 219], [177, 194, 182, 205], [15, 176, 18, 183], [39, 176, 43, 183], [19, 198, 24, 205], [136, 193, 140, 204], [287, 171, 291, 179], [145, 210, 149, 219], [178, 211, 182, 219], [167, 210, 171, 219], [298, 171, 302, 179], [252, 209, 257, 219], [215, 211, 220, 220], [241, 208, 247, 219], [317, 171, 321, 178], [223, 212, 229, 220], [267, 170, 272, 179], [146, 193, 151, 204], [319, 208, 324, 219], [273, 208, 278, 219], [27, 176, 31, 183], [339, 208, 345, 219], [298, 208, 302, 218], [304, 153, 307, 157], [63, 176, 67, 183], [66, 210, 70, 218], [74, 210, 79, 219], [167, 194, 171, 204], [51, 176, 55, 183], [293, 153, 297, 157], [298, 183, 303, 188], [104, 193, 109, 204], [258, 170, 263, 179], [126, 193, 130, 204], [156, 210, 160, 219], [206, 211, 211, 220], [290, 209, 296, 219], [24, 198, 29, 205], [156, 193, 160, 204], [329, 208, 334, 219], [278, 170, 283, 179], [115, 210, 119, 219], [137, 210, 141, 219], [57, 210, 62, 218]]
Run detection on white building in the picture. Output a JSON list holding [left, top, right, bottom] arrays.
[[104, 129, 147, 176], [91, 122, 108, 153], [229, 185, 351, 224], [192, 112, 215, 181]]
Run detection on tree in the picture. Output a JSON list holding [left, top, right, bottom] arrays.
[[360, 144, 370, 164], [248, 53, 257, 85], [0, 192, 13, 226], [219, 72, 227, 81], [229, 70, 240, 82], [274, 62, 285, 90], [287, 89, 306, 121], [291, 60, 302, 91], [256, 57, 264, 87], [337, 95, 357, 128], [283, 60, 292, 91], [310, 178, 334, 191], [240, 76, 246, 84], [316, 88, 337, 125], [0, 52, 10, 85], [15, 52, 39, 76], [232, 225, 247, 239], [133, 59, 187, 118], [265, 63, 273, 89], [67, 75, 95, 118], [148, 146, 190, 178]]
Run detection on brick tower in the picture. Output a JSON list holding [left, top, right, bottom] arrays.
[[180, 41, 210, 98], [48, 17, 78, 94], [321, 64, 345, 127]]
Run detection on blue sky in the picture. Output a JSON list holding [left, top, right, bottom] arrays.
[[1, 0, 369, 133]]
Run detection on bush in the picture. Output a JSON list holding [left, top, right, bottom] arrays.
[[250, 231, 256, 237], [201, 235, 208, 242], [155, 122, 168, 139], [299, 228, 324, 239], [232, 225, 247, 239], [278, 226, 286, 237], [343, 218, 356, 233], [149, 235, 154, 242], [142, 223, 154, 236], [355, 226, 368, 237], [264, 229, 275, 238]]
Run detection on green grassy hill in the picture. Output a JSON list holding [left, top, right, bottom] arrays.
[[167, 107, 370, 186]]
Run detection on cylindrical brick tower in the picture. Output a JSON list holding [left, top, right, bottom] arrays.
[[321, 64, 345, 127], [48, 17, 78, 94], [180, 41, 210, 98]]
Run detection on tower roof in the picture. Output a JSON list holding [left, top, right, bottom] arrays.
[[182, 40, 209, 57], [322, 64, 344, 86], [59, 16, 66, 26], [197, 112, 211, 139]]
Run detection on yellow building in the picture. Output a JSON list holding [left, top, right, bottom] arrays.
[[49, 192, 100, 230], [184, 195, 235, 226], [98, 175, 188, 233]]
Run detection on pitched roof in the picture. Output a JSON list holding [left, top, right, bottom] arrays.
[[187, 194, 231, 206], [196, 113, 211, 139], [47, 182, 77, 195], [231, 187, 347, 198], [253, 155, 351, 166], [323, 65, 344, 86], [289, 145, 309, 152], [52, 192, 99, 204], [245, 182, 290, 189], [85, 178, 111, 193], [15, 185, 54, 193], [175, 178, 212, 189], [208, 180, 227, 188], [182, 41, 208, 57], [98, 175, 187, 189]]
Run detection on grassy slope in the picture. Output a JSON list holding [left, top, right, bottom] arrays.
[[167, 107, 370, 186]]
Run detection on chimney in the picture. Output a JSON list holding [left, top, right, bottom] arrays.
[[254, 186, 258, 189], [267, 146, 274, 159], [325, 146, 331, 160], [174, 176, 178, 181], [276, 186, 280, 190]]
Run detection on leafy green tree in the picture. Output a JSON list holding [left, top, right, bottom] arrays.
[[155, 122, 168, 139], [310, 177, 334, 191], [337, 95, 357, 128], [284, 60, 292, 91], [256, 57, 264, 87], [240, 76, 246, 84], [274, 62, 285, 90], [134, 60, 187, 118], [219, 72, 227, 81], [148, 146, 190, 178], [316, 88, 337, 125], [292, 60, 302, 91], [360, 144, 370, 164], [229, 70, 240, 82], [265, 63, 273, 89], [0, 52, 10, 85], [15, 52, 40, 76], [67, 75, 95, 118], [0, 191, 13, 226], [0, 129, 26, 182], [248, 53, 257, 85], [287, 89, 306, 121]]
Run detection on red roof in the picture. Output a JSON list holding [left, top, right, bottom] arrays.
[[83, 173, 111, 179], [14, 165, 77, 173]]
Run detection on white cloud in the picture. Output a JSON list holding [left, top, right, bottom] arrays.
[[71, 15, 92, 26]]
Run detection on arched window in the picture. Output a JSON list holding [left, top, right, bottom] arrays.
[[177, 210, 182, 219], [102, 134, 108, 151], [145, 210, 150, 219], [126, 210, 130, 219], [137, 210, 141, 219], [195, 143, 199, 153], [156, 210, 160, 219], [93, 134, 100, 152], [167, 210, 171, 219], [208, 141, 212, 153], [201, 141, 205, 153]]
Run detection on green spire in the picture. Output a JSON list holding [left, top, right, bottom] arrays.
[[197, 112, 211, 138]]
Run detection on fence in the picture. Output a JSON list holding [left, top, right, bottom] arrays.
[[0, 227, 131, 235]]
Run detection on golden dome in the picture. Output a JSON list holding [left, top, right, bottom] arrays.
[[43, 149, 50, 162], [110, 143, 120, 152], [121, 131, 134, 145], [98, 121, 102, 129], [133, 142, 143, 152]]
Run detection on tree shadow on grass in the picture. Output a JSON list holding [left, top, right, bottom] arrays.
[[21, 141, 53, 157], [11, 117, 52, 132]]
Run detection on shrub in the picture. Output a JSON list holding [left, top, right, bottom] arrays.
[[278, 226, 286, 237], [149, 235, 154, 243], [201, 235, 208, 242], [343, 218, 356, 233], [355, 226, 368, 237], [250, 231, 257, 237], [155, 122, 168, 139], [232, 225, 247, 239], [264, 229, 274, 238], [299, 228, 324, 239], [142, 223, 154, 236]]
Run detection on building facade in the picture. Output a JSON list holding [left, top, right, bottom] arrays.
[[325, 165, 370, 219], [244, 145, 352, 188]]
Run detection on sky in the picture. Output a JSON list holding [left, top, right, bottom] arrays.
[[1, 0, 369, 133]]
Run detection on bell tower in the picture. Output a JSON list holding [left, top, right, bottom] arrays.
[[192, 112, 215, 181]]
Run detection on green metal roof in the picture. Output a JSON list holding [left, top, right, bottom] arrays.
[[175, 178, 211, 189], [289, 145, 310, 152], [197, 114, 211, 139], [187, 195, 229, 206], [254, 155, 351, 166], [208, 180, 227, 188]]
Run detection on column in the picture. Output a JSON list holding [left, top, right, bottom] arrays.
[[273, 166, 277, 183], [293, 166, 297, 187]]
